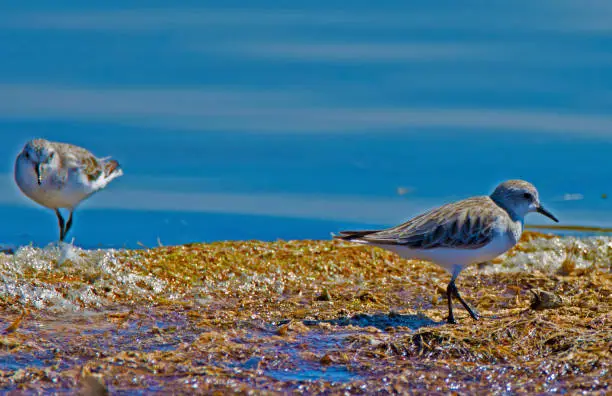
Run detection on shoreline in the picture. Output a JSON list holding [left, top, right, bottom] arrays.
[[0, 232, 609, 393]]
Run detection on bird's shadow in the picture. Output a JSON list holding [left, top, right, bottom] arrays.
[[301, 311, 442, 331]]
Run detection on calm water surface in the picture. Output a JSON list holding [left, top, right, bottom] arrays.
[[0, 1, 611, 248]]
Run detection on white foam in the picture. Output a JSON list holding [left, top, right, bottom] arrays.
[[0, 243, 169, 311], [481, 235, 612, 274]]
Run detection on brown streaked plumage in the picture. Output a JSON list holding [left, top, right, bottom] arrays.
[[14, 138, 123, 242]]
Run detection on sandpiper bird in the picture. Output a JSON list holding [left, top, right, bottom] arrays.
[[14, 138, 123, 242], [334, 180, 558, 324]]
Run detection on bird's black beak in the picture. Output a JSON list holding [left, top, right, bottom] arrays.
[[536, 205, 558, 223], [35, 163, 42, 185]]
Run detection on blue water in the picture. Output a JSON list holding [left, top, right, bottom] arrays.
[[0, 1, 610, 248], [266, 367, 359, 384]]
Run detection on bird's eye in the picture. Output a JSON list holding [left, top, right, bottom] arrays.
[[523, 192, 532, 200], [24, 152, 29, 159]]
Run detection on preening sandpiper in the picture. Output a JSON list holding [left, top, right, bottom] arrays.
[[14, 138, 123, 242], [334, 180, 558, 324]]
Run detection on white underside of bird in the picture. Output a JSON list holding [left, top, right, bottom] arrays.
[[15, 160, 123, 210], [346, 230, 517, 275]]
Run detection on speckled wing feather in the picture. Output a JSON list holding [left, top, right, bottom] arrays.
[[53, 143, 108, 181], [349, 197, 506, 250]]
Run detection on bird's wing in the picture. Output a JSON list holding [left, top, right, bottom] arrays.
[[356, 197, 503, 250], [55, 143, 108, 182]]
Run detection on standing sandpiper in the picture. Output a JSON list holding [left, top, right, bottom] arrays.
[[14, 138, 123, 242], [334, 180, 558, 324]]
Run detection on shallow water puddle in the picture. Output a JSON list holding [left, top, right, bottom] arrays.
[[225, 330, 363, 383], [249, 329, 364, 384], [0, 352, 57, 371], [303, 311, 440, 330], [0, 306, 375, 390], [266, 366, 359, 383]]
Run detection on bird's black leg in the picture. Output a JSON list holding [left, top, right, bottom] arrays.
[[64, 210, 74, 241], [446, 281, 456, 324], [451, 283, 480, 321], [55, 209, 65, 242]]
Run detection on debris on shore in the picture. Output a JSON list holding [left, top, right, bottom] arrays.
[[0, 232, 609, 393]]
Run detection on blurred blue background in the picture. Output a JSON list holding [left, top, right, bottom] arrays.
[[0, 1, 610, 248]]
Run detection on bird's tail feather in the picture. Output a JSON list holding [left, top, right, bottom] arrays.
[[104, 160, 123, 178], [332, 230, 380, 241]]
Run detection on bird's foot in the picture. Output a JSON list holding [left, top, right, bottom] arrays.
[[468, 310, 481, 321]]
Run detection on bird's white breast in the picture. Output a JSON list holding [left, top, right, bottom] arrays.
[[14, 158, 92, 209], [372, 228, 518, 274]]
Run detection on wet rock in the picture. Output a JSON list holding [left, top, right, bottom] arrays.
[[529, 288, 563, 310], [316, 289, 332, 302]]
